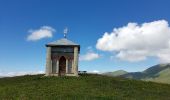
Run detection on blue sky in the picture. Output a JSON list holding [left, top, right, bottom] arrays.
[[0, 0, 170, 75]]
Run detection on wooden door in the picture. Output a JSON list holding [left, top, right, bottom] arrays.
[[59, 56, 66, 76]]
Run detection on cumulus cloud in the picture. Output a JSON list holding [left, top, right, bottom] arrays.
[[80, 52, 100, 61], [96, 20, 170, 63], [89, 70, 100, 74], [27, 26, 55, 41], [0, 71, 44, 77], [80, 46, 100, 61]]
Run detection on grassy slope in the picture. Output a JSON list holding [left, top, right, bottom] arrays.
[[0, 74, 170, 100], [116, 64, 170, 84], [103, 70, 128, 77], [144, 67, 170, 83]]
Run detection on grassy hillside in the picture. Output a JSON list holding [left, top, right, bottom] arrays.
[[104, 64, 170, 84], [103, 70, 128, 77], [121, 64, 170, 84], [0, 74, 170, 99], [144, 66, 170, 83]]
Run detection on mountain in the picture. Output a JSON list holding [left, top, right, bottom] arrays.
[[103, 70, 128, 76], [142, 63, 170, 83], [0, 74, 170, 99], [104, 63, 170, 84]]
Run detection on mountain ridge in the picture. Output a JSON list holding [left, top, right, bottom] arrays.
[[103, 63, 170, 84]]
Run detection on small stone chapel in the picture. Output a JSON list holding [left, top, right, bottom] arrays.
[[45, 30, 80, 76]]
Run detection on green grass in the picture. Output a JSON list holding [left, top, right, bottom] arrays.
[[0, 74, 170, 100]]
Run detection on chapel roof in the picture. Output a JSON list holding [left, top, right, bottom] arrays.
[[46, 38, 80, 47]]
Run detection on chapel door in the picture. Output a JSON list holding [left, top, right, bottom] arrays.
[[59, 56, 66, 76]]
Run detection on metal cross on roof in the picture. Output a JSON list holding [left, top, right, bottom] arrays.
[[63, 27, 68, 38]]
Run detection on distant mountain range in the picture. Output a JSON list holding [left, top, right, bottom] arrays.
[[103, 63, 170, 84], [103, 70, 128, 77], [0, 76, 5, 78]]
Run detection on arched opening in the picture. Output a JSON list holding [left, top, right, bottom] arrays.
[[59, 56, 66, 76]]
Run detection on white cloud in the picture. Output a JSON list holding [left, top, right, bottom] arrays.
[[89, 70, 100, 74], [80, 46, 100, 61], [27, 26, 55, 41], [80, 52, 100, 61], [96, 20, 170, 63], [0, 71, 44, 77]]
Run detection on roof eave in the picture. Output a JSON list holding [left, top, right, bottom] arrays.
[[46, 44, 80, 47]]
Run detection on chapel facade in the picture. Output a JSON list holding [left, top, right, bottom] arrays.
[[45, 38, 80, 76]]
